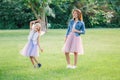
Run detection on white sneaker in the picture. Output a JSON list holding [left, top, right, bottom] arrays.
[[72, 66, 77, 69], [66, 65, 72, 69]]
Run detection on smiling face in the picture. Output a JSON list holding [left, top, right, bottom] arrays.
[[34, 23, 41, 32], [72, 11, 78, 19], [72, 9, 83, 21]]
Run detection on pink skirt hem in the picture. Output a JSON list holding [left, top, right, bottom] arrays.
[[62, 32, 84, 55]]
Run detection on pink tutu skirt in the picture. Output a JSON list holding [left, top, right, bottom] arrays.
[[63, 32, 84, 55], [20, 40, 39, 57]]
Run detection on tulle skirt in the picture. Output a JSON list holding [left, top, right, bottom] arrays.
[[62, 32, 84, 55], [20, 40, 39, 57]]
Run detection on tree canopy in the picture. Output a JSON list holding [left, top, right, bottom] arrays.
[[0, 0, 119, 29]]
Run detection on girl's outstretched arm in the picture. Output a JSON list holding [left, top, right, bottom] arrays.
[[37, 35, 43, 52], [30, 19, 41, 30]]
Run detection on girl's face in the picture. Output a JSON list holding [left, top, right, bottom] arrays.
[[72, 11, 78, 19], [34, 25, 40, 32]]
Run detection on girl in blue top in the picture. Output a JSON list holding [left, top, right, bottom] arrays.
[[63, 9, 85, 69]]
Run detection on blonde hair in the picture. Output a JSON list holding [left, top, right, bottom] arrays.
[[34, 23, 41, 33], [72, 9, 83, 21]]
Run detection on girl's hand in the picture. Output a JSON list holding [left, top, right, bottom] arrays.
[[40, 48, 43, 52], [72, 28, 76, 32], [72, 28, 81, 33], [30, 21, 35, 24], [64, 37, 67, 43], [32, 21, 35, 24], [37, 19, 41, 22]]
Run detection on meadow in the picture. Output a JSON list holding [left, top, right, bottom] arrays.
[[0, 29, 120, 80]]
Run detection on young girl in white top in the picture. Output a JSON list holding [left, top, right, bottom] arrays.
[[20, 22, 43, 68]]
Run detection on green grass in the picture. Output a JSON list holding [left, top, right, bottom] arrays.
[[0, 29, 120, 80]]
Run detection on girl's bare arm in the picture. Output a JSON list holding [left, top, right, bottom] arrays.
[[30, 19, 41, 30], [37, 35, 43, 52]]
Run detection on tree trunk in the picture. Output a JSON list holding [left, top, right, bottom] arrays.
[[29, 2, 47, 32], [29, 2, 38, 19], [39, 8, 47, 32]]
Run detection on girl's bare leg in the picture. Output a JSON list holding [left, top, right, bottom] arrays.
[[33, 57, 39, 64], [30, 56, 35, 65], [33, 57, 41, 68], [65, 52, 70, 65], [74, 52, 78, 66]]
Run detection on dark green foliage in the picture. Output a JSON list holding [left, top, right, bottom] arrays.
[[0, 0, 35, 29], [0, 0, 119, 29]]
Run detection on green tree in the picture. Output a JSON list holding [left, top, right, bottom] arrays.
[[0, 0, 119, 29], [23, 0, 55, 30], [108, 0, 120, 27], [0, 0, 34, 29]]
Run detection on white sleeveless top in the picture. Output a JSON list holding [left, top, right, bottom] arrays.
[[28, 30, 39, 45], [72, 22, 77, 29]]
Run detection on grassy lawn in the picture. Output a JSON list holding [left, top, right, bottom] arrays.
[[0, 29, 120, 80]]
